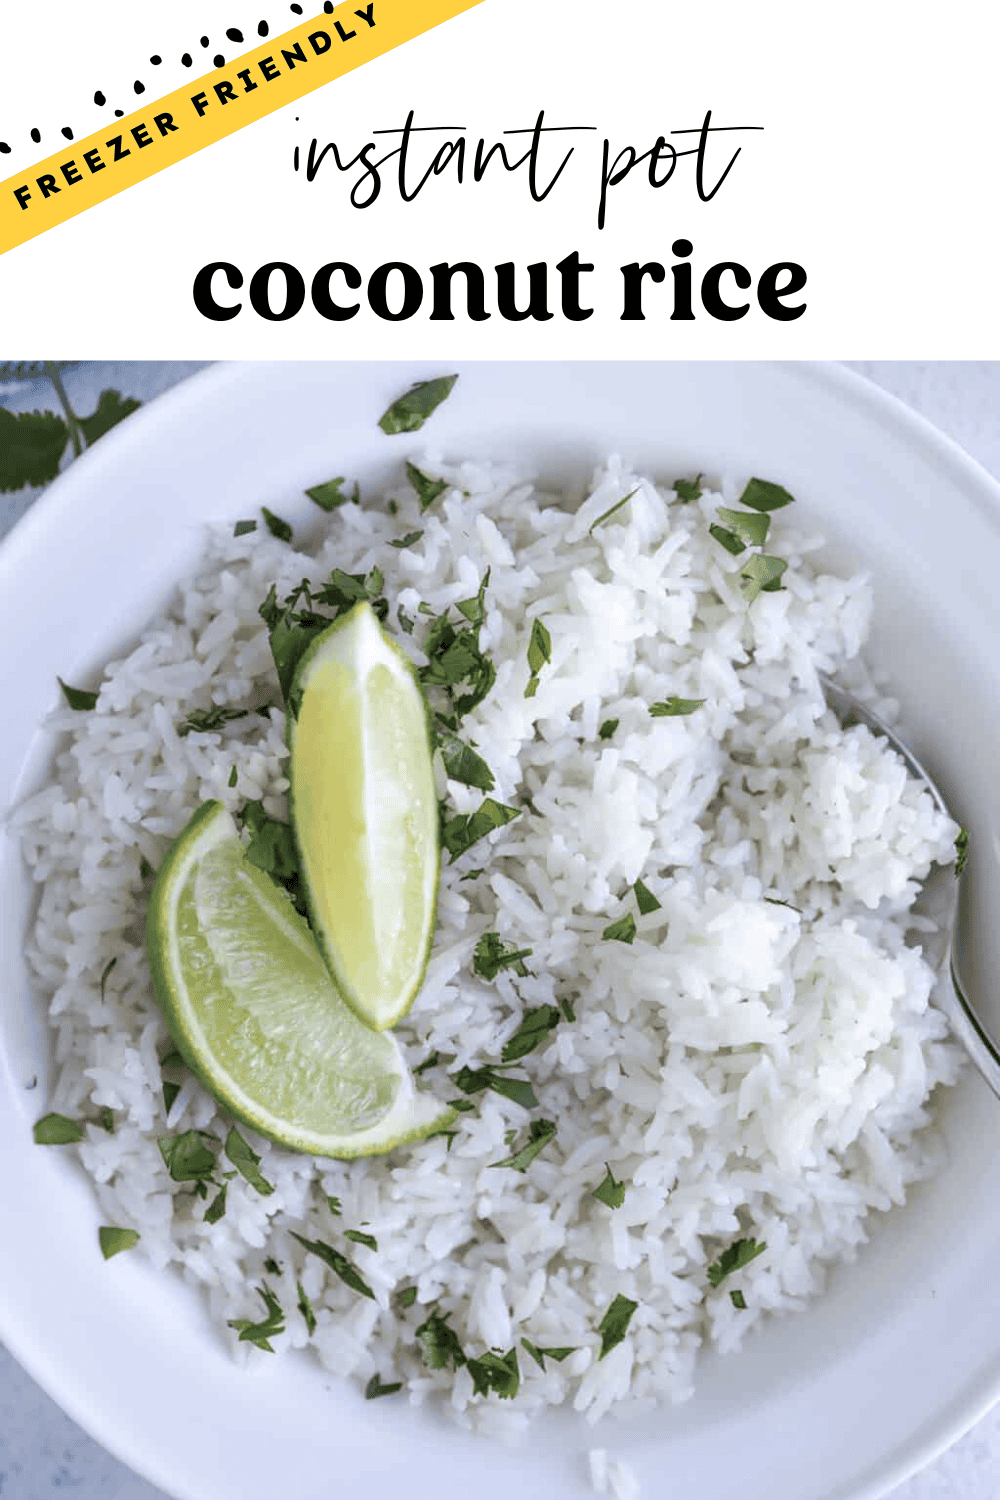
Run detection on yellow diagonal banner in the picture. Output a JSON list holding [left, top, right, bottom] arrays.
[[0, 0, 481, 257]]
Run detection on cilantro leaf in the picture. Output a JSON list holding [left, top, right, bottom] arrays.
[[261, 507, 293, 541], [204, 1184, 228, 1223], [738, 477, 795, 512], [258, 582, 328, 705], [525, 617, 552, 698], [633, 878, 661, 915], [0, 407, 68, 492], [306, 476, 348, 510], [390, 530, 424, 549], [379, 376, 458, 434], [490, 1118, 556, 1172], [415, 1308, 466, 1369], [405, 461, 447, 511], [157, 1130, 217, 1183], [597, 1293, 638, 1359], [326, 1195, 342, 1216], [239, 801, 305, 916], [559, 996, 576, 1022], [598, 718, 619, 740], [739, 554, 787, 601], [290, 1231, 375, 1299], [99, 957, 117, 999], [649, 696, 704, 717], [602, 913, 636, 944], [234, 519, 257, 537], [225, 1126, 275, 1196], [366, 1374, 404, 1399], [178, 705, 249, 737], [297, 1279, 317, 1334], [98, 1226, 140, 1259], [397, 605, 415, 635], [730, 1289, 747, 1309], [955, 826, 969, 875], [163, 1080, 181, 1114], [673, 474, 703, 502], [395, 1285, 418, 1309], [33, 1112, 84, 1145], [228, 765, 238, 787], [96, 1106, 115, 1134], [501, 1005, 561, 1063], [456, 569, 490, 628], [160, 1049, 184, 1069], [438, 734, 495, 792], [716, 506, 771, 547], [467, 1347, 519, 1400], [706, 1236, 767, 1287], [472, 932, 533, 981], [58, 677, 98, 711], [521, 1339, 577, 1370], [709, 522, 745, 556], [78, 390, 141, 446], [420, 613, 496, 716], [589, 486, 639, 533], [452, 1065, 538, 1111], [228, 1284, 285, 1352], [440, 798, 520, 862], [344, 1229, 378, 1250], [592, 1164, 627, 1210]]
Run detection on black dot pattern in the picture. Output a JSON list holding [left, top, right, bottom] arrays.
[[0, 143, 10, 154], [150, 54, 162, 65], [94, 90, 106, 107], [213, 54, 225, 66], [30, 127, 40, 143], [227, 27, 244, 41], [61, 126, 73, 140], [181, 53, 192, 66]]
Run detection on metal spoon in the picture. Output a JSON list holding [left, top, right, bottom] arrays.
[[819, 676, 996, 1096]]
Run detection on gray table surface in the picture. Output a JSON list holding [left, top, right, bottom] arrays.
[[2, 360, 999, 1499]]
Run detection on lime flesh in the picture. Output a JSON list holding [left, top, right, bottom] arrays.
[[288, 602, 439, 1031], [146, 801, 454, 1158]]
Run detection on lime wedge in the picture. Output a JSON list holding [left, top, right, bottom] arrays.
[[146, 801, 454, 1158], [287, 601, 439, 1031]]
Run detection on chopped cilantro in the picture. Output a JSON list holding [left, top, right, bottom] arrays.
[[456, 570, 491, 629], [453, 1065, 538, 1110], [233, 519, 257, 537], [707, 1237, 766, 1287], [160, 1049, 184, 1069], [140, 855, 155, 881], [297, 1280, 317, 1334], [157, 1130, 217, 1183], [590, 486, 639, 532], [96, 1107, 115, 1134], [501, 1005, 561, 1062], [204, 1184, 228, 1223], [261, 506, 293, 542], [239, 801, 305, 916], [395, 1285, 418, 1310], [598, 718, 619, 740], [525, 617, 552, 699], [416, 1308, 466, 1369], [438, 733, 495, 792], [33, 1113, 84, 1145], [467, 1347, 519, 1400], [709, 522, 745, 556], [178, 705, 250, 737], [716, 506, 771, 547], [559, 996, 576, 1023], [414, 1052, 441, 1076], [460, 868, 484, 882], [366, 1374, 404, 1399], [228, 1284, 285, 1352], [738, 477, 795, 512], [99, 957, 116, 999], [673, 474, 703, 502], [163, 1080, 181, 1114], [98, 1226, 140, 1259], [326, 1195, 342, 1216], [602, 913, 636, 944], [418, 601, 435, 615], [306, 476, 348, 511], [739, 554, 787, 601], [379, 376, 458, 435], [472, 931, 533, 981], [0, 407, 69, 493], [490, 1118, 556, 1172], [597, 1294, 638, 1359], [78, 390, 141, 446], [633, 878, 661, 914], [420, 611, 496, 717], [730, 1289, 747, 1309], [228, 765, 238, 787], [592, 1164, 627, 1210], [290, 1231, 374, 1299], [440, 798, 520, 862], [649, 696, 704, 717], [397, 604, 415, 635], [405, 461, 447, 511], [956, 826, 969, 876], [390, 530, 424, 549], [58, 677, 98, 711], [344, 1229, 378, 1250], [521, 1339, 577, 1370], [225, 1126, 275, 1196], [264, 1258, 282, 1276]]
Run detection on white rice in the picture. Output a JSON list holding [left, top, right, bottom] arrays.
[[11, 455, 963, 1461]]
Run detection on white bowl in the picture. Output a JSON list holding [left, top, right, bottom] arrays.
[[2, 361, 999, 1500]]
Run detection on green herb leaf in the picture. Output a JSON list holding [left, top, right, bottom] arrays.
[[290, 1231, 375, 1300], [178, 705, 249, 738], [521, 1339, 577, 1370], [396, 1285, 418, 1309], [306, 476, 348, 511], [467, 1347, 520, 1400], [297, 1279, 317, 1333], [421, 615, 496, 716], [234, 519, 257, 537], [597, 1293, 638, 1359], [490, 1118, 556, 1172], [158, 1130, 217, 1183], [344, 1229, 378, 1250], [416, 1307, 466, 1369], [527, 618, 552, 675], [204, 1184, 228, 1223], [326, 1195, 342, 1216], [472, 932, 533, 981], [598, 719, 619, 740], [673, 474, 703, 502], [98, 957, 117, 999], [261, 507, 293, 541], [366, 1374, 404, 1399], [453, 1065, 538, 1111], [501, 1005, 561, 1063], [140, 855, 155, 881], [707, 1237, 767, 1287], [633, 878, 661, 915], [33, 1113, 84, 1145], [460, 868, 484, 882], [163, 1080, 181, 1114], [738, 477, 795, 513], [440, 798, 520, 862], [0, 407, 68, 492], [602, 913, 636, 944], [160, 1049, 184, 1069], [96, 1106, 115, 1134], [955, 826, 969, 876], [397, 605, 415, 635], [717, 506, 771, 547], [414, 1052, 441, 1076], [739, 554, 787, 602], [390, 530, 424, 549], [225, 1126, 275, 1196], [239, 800, 305, 915], [709, 523, 745, 557], [258, 581, 330, 706], [592, 1164, 627, 1210], [649, 696, 705, 717], [405, 461, 447, 511], [228, 765, 238, 788], [78, 390, 140, 447], [456, 570, 490, 629], [228, 1284, 285, 1352], [730, 1288, 747, 1309], [58, 677, 98, 711], [379, 376, 458, 435], [98, 1226, 140, 1259], [559, 996, 576, 1022], [264, 1259, 282, 1276], [590, 486, 639, 533], [439, 734, 495, 792]]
